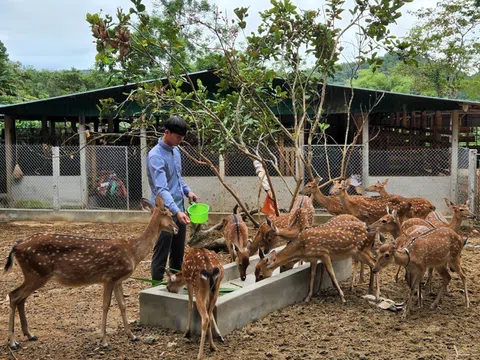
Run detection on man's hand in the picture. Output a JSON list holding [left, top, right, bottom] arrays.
[[187, 191, 199, 203], [176, 211, 191, 225]]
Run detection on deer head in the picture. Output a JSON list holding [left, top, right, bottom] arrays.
[[372, 243, 396, 273], [141, 195, 179, 235], [369, 207, 399, 234], [255, 249, 277, 282], [299, 177, 323, 195], [233, 242, 251, 281], [445, 198, 476, 220], [165, 269, 186, 293], [365, 179, 389, 194], [329, 178, 351, 196]]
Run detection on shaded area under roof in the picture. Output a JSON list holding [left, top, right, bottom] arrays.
[[1, 70, 479, 120]]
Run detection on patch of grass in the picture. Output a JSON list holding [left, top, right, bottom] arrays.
[[14, 200, 53, 209]]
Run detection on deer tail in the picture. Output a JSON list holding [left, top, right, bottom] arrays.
[[200, 267, 221, 295], [4, 244, 17, 273]]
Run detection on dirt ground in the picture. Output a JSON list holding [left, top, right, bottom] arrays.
[[1, 221, 480, 360]]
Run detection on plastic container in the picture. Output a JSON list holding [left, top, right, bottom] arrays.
[[187, 202, 210, 224]]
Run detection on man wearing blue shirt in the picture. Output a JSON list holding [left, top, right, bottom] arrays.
[[147, 116, 198, 281]]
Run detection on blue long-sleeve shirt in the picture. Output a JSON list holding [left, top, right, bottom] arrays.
[[146, 138, 191, 215]]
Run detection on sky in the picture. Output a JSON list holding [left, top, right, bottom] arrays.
[[0, 0, 437, 70]]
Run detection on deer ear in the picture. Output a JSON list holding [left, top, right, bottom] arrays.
[[271, 220, 279, 234], [344, 178, 352, 187], [246, 240, 252, 251], [466, 199, 471, 207], [266, 218, 273, 228], [259, 248, 265, 259], [445, 198, 455, 208], [141, 198, 153, 212], [382, 179, 389, 186], [386, 205, 390, 215], [392, 209, 399, 221], [266, 250, 277, 265]]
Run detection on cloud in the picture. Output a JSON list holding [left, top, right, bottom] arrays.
[[0, 0, 437, 70]]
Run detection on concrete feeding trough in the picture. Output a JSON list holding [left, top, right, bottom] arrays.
[[139, 247, 352, 336]]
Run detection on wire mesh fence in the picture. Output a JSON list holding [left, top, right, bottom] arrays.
[[0, 144, 476, 212]]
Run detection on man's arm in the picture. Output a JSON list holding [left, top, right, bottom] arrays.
[[147, 155, 181, 215]]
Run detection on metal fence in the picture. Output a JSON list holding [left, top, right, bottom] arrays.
[[0, 144, 476, 213]]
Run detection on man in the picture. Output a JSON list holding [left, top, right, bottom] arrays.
[[146, 116, 198, 281]]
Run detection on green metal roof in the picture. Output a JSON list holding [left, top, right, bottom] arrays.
[[1, 70, 478, 120]]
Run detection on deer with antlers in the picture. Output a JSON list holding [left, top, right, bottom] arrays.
[[300, 177, 345, 215], [330, 178, 411, 224], [4, 195, 178, 349], [255, 217, 380, 303], [365, 179, 435, 219], [372, 227, 469, 318], [165, 248, 224, 360]]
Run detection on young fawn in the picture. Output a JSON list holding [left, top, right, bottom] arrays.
[[365, 179, 435, 219], [255, 218, 380, 303], [221, 211, 250, 281], [373, 227, 468, 318], [4, 195, 178, 349], [165, 248, 224, 360]]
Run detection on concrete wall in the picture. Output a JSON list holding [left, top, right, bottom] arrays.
[[367, 176, 452, 213], [11, 176, 82, 208]]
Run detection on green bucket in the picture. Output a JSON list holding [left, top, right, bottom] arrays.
[[187, 202, 210, 224]]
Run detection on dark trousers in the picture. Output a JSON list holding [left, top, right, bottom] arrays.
[[151, 218, 187, 281]]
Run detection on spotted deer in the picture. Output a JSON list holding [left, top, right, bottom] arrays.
[[249, 207, 311, 256], [165, 248, 224, 360], [300, 177, 344, 215], [426, 198, 476, 230], [255, 218, 380, 303], [365, 179, 435, 219], [221, 211, 250, 281], [291, 194, 315, 226], [4, 195, 178, 349], [372, 227, 469, 318], [330, 178, 411, 224]]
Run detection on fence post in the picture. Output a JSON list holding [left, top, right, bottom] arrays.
[[362, 115, 369, 188], [140, 128, 151, 201], [219, 154, 226, 211], [52, 146, 60, 211], [78, 116, 88, 209], [450, 110, 459, 203], [468, 149, 477, 212], [125, 146, 130, 210]]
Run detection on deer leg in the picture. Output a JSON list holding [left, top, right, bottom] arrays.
[[359, 263, 365, 284], [394, 265, 402, 283], [431, 266, 451, 309], [8, 276, 49, 349], [450, 257, 469, 308], [17, 299, 37, 341], [353, 251, 380, 300], [350, 259, 358, 291], [184, 285, 194, 338], [113, 283, 138, 342], [321, 256, 345, 304], [207, 293, 218, 351], [211, 315, 224, 343], [425, 268, 434, 295], [100, 282, 115, 348], [196, 300, 209, 360], [315, 263, 325, 295], [304, 261, 318, 303], [403, 273, 421, 319]]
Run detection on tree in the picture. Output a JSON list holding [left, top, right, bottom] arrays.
[[87, 0, 415, 223], [0, 40, 15, 97], [404, 0, 480, 98], [351, 65, 413, 93]]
